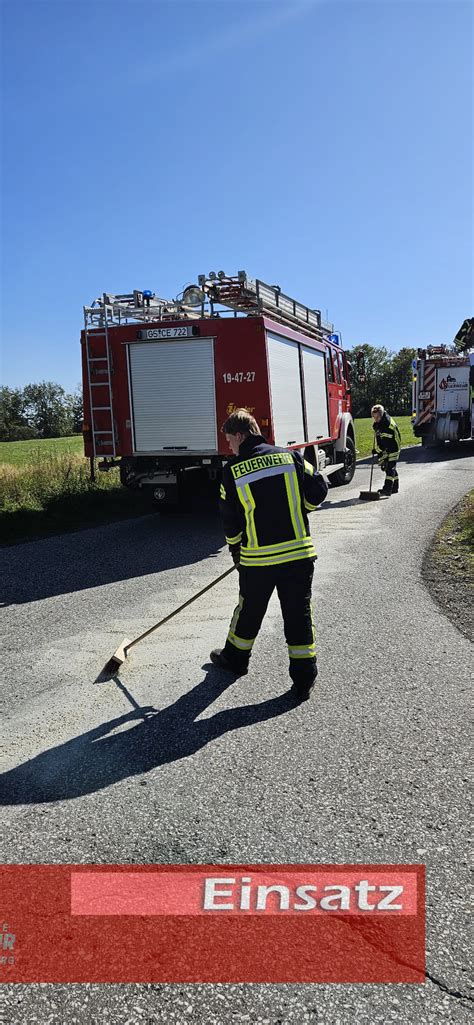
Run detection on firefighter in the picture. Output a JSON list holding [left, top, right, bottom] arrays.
[[371, 404, 401, 496], [210, 409, 328, 701]]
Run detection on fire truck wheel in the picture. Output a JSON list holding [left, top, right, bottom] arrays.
[[329, 437, 356, 487]]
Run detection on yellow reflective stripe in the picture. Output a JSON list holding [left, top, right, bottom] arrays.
[[228, 594, 243, 638], [304, 499, 318, 511], [288, 644, 316, 658], [240, 549, 316, 567], [244, 484, 257, 548], [225, 532, 242, 545], [220, 484, 226, 500], [241, 537, 313, 556], [292, 471, 306, 537], [284, 470, 306, 540], [304, 460, 314, 476], [241, 543, 313, 560], [284, 472, 300, 539], [227, 632, 255, 651], [288, 603, 317, 659], [236, 485, 258, 549]]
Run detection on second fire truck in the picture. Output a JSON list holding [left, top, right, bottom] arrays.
[[412, 318, 474, 446]]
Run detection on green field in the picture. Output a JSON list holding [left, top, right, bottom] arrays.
[[0, 434, 84, 466], [353, 415, 419, 458], [0, 416, 418, 469], [0, 417, 419, 544]]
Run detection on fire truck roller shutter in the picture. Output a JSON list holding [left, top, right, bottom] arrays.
[[266, 332, 305, 447], [128, 339, 218, 452], [302, 346, 329, 441]]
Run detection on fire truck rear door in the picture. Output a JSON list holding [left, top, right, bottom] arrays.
[[128, 338, 218, 452]]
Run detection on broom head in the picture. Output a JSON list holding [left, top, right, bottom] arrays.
[[102, 637, 132, 675], [359, 491, 381, 501]]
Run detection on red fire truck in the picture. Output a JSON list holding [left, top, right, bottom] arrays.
[[412, 319, 474, 446], [81, 271, 356, 504]]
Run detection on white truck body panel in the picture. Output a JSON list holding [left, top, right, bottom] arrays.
[[435, 366, 470, 412], [266, 331, 305, 447], [302, 345, 329, 441]]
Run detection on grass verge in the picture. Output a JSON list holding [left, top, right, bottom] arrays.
[[0, 454, 151, 545], [422, 490, 473, 642]]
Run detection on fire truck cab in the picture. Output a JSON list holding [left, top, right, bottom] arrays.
[[81, 271, 356, 505]]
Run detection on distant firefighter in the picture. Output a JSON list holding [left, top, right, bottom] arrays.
[[371, 405, 401, 497]]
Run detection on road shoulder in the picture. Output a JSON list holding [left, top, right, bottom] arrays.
[[422, 490, 473, 642]]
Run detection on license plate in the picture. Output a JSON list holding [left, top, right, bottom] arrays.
[[419, 390, 431, 400]]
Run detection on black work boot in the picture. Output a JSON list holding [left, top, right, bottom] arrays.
[[392, 481, 399, 495], [290, 666, 318, 702], [210, 648, 248, 676]]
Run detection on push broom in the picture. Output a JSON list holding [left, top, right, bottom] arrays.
[[359, 451, 381, 502], [103, 565, 236, 674]]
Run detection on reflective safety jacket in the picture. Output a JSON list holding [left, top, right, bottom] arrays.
[[373, 412, 401, 463], [219, 434, 328, 568]]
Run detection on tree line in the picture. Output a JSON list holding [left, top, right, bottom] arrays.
[[345, 345, 416, 418], [0, 382, 83, 441], [0, 344, 416, 442]]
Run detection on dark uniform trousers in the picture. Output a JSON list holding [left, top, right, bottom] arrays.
[[380, 459, 399, 494], [222, 560, 316, 684]]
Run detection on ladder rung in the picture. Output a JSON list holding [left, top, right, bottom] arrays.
[[92, 407, 112, 411], [88, 357, 108, 361], [91, 381, 109, 386], [93, 430, 113, 435]]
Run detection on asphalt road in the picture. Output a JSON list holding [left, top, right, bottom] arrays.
[[0, 445, 472, 1023]]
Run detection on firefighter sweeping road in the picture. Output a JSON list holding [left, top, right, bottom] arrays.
[[0, 445, 472, 1023]]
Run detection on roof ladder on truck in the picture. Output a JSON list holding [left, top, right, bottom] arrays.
[[83, 302, 117, 459], [197, 271, 336, 344]]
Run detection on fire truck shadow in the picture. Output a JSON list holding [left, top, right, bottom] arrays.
[[0, 672, 297, 805], [2, 508, 224, 605], [398, 440, 474, 464]]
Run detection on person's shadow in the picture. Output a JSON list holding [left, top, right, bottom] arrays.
[[0, 670, 298, 805]]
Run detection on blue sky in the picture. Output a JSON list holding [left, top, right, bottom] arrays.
[[1, 0, 472, 392]]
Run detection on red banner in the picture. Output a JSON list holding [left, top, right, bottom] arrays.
[[1, 864, 425, 983]]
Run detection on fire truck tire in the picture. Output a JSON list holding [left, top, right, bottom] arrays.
[[330, 437, 356, 487]]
